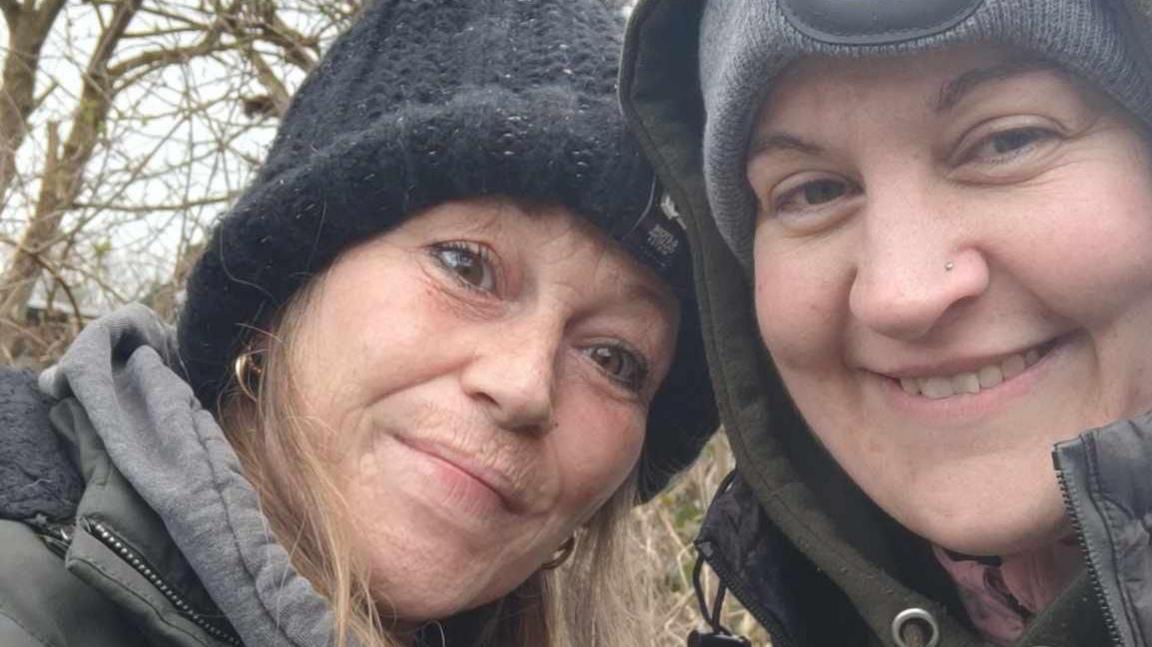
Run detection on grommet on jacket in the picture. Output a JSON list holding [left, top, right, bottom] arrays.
[[892, 608, 940, 647]]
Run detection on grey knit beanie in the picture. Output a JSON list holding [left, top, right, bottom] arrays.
[[700, 0, 1152, 268]]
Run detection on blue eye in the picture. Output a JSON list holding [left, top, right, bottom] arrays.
[[430, 242, 495, 292], [584, 344, 648, 392]]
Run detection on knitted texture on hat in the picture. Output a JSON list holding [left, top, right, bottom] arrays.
[[699, 0, 1152, 268], [178, 0, 716, 500]]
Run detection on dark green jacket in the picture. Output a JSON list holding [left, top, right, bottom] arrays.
[[0, 306, 335, 647], [0, 369, 242, 646], [619, 2, 1152, 645]]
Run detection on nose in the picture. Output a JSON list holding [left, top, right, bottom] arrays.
[[460, 318, 559, 434], [848, 195, 990, 341]]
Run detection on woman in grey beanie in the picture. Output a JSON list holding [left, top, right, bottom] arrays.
[[0, 0, 718, 646], [622, 0, 1152, 645]]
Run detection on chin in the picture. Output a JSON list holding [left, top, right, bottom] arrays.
[[375, 583, 480, 623], [368, 554, 524, 623], [907, 499, 1071, 557]]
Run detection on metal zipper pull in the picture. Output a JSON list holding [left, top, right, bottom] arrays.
[[24, 513, 74, 559]]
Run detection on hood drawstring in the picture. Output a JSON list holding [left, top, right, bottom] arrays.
[[687, 471, 751, 646]]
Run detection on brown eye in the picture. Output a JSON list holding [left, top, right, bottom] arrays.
[[585, 344, 648, 392], [771, 174, 859, 220], [800, 179, 848, 205], [969, 127, 1055, 160], [431, 242, 495, 292]]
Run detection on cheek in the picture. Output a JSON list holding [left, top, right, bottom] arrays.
[[553, 402, 645, 507], [753, 242, 846, 368], [1014, 168, 1152, 318], [293, 269, 446, 421]]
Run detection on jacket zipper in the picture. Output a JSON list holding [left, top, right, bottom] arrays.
[[696, 537, 795, 647], [1054, 466, 1123, 646], [24, 514, 74, 559], [82, 518, 244, 646]]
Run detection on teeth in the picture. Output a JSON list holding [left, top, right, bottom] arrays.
[[977, 365, 1003, 388], [900, 378, 918, 394], [897, 347, 1045, 399], [1001, 354, 1026, 380], [920, 377, 954, 399], [953, 372, 980, 395]]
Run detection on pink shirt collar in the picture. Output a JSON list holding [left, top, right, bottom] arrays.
[[932, 539, 1082, 645]]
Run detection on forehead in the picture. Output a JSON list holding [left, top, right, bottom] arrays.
[[758, 45, 1077, 125]]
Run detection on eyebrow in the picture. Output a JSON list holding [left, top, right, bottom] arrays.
[[746, 132, 824, 162], [935, 58, 1059, 113], [621, 281, 678, 317]]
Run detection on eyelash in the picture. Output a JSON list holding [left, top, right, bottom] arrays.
[[773, 176, 856, 213], [583, 342, 650, 393], [428, 241, 498, 293], [955, 125, 1059, 166]]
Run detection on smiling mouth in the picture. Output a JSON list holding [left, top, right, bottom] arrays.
[[396, 435, 526, 513], [893, 340, 1059, 400]]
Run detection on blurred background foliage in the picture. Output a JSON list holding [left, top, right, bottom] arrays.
[[0, 1, 767, 643]]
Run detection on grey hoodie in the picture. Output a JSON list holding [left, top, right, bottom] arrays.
[[0, 304, 336, 646]]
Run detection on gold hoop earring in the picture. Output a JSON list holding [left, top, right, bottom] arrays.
[[233, 351, 263, 402], [541, 536, 576, 570]]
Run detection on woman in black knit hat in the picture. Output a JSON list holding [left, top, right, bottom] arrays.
[[0, 0, 716, 645]]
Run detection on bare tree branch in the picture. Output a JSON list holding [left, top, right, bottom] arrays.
[[106, 33, 226, 80], [0, 0, 142, 354], [0, 0, 67, 206], [257, 8, 317, 70], [0, 0, 20, 25], [0, 0, 356, 359]]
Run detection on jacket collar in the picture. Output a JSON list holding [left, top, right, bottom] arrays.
[[40, 305, 335, 647]]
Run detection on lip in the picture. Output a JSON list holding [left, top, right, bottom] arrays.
[[394, 435, 525, 514], [872, 334, 1074, 423]]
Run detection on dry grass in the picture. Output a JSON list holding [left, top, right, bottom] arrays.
[[627, 433, 773, 646]]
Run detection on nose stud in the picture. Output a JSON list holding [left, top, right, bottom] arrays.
[[944, 260, 955, 272]]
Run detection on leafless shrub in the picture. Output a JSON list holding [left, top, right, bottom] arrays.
[[0, 0, 361, 361]]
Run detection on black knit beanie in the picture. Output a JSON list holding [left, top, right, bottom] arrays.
[[177, 0, 717, 500]]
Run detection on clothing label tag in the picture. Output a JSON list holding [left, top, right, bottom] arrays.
[[616, 179, 689, 278]]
